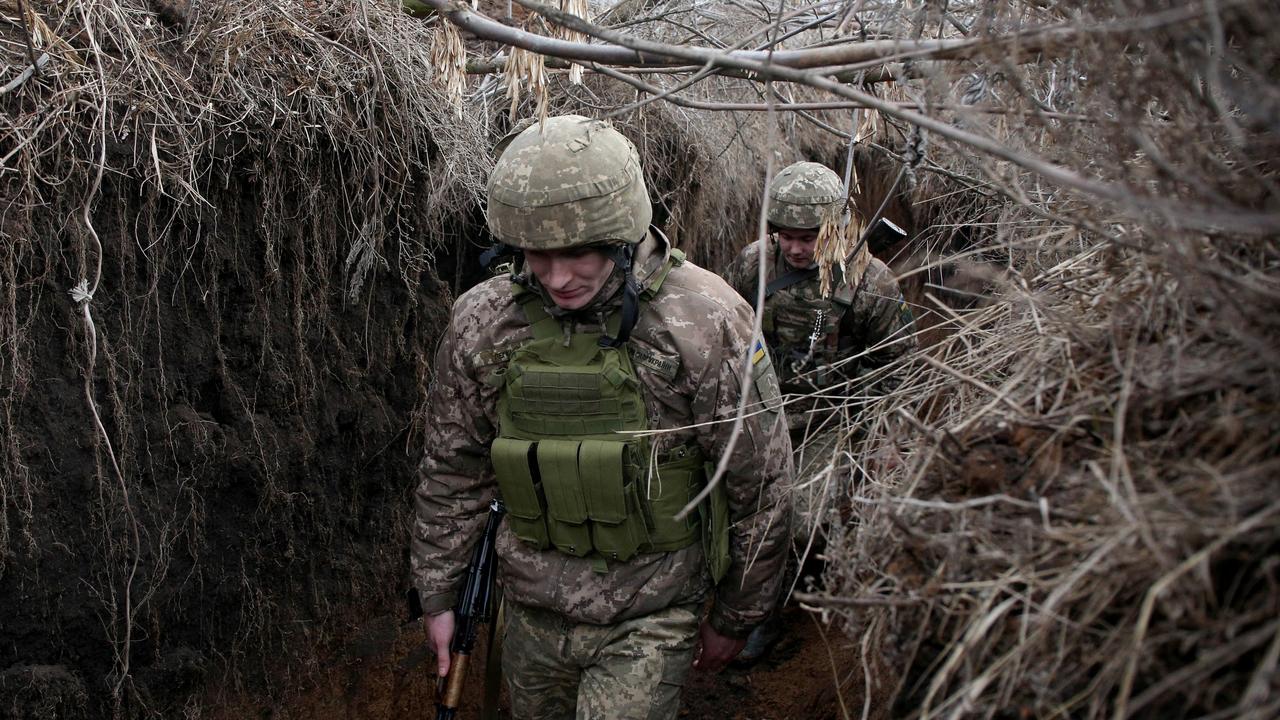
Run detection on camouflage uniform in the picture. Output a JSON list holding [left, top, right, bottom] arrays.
[[722, 241, 915, 405], [502, 601, 701, 720], [412, 116, 792, 719], [722, 163, 916, 541]]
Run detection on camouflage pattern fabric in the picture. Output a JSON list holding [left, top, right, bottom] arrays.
[[722, 238, 916, 430], [767, 161, 845, 230], [790, 427, 847, 543], [501, 600, 700, 720], [487, 115, 651, 249], [412, 229, 793, 639]]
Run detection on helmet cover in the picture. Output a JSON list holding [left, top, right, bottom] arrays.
[[487, 115, 652, 249], [766, 161, 845, 229]]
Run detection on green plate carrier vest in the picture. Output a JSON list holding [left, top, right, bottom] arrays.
[[491, 251, 730, 579]]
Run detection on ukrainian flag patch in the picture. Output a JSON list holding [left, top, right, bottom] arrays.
[[751, 339, 766, 365]]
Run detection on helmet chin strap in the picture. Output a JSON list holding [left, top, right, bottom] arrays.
[[599, 244, 639, 348]]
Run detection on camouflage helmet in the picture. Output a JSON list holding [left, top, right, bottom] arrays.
[[766, 161, 845, 229], [487, 115, 652, 249]]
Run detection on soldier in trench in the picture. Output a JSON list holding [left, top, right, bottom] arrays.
[[411, 115, 793, 718], [722, 161, 917, 661]]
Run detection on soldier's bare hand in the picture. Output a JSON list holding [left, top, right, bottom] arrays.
[[424, 610, 455, 677], [692, 620, 746, 674]]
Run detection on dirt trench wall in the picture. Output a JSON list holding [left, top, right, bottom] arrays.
[[0, 136, 455, 717]]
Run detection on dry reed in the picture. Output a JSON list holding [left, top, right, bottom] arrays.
[[779, 1, 1280, 717]]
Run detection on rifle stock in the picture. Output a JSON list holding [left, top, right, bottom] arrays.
[[435, 498, 505, 720]]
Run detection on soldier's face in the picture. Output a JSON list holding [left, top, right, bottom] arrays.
[[776, 228, 819, 268], [525, 247, 616, 310]]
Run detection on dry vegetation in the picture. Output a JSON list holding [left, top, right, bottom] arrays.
[[772, 3, 1280, 719], [2, 0, 1278, 717], [462, 3, 1280, 715], [0, 1, 492, 715]]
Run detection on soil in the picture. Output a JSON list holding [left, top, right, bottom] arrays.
[[0, 159, 454, 718], [681, 606, 883, 720], [202, 603, 877, 720]]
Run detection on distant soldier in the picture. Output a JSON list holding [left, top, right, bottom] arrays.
[[722, 161, 916, 660], [412, 115, 793, 719]]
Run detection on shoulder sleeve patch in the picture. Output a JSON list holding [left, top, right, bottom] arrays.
[[750, 341, 784, 429], [897, 294, 915, 326]]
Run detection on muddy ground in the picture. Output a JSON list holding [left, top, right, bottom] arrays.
[[213, 603, 877, 720]]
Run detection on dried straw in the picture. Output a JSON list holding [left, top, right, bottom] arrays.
[[558, 0, 589, 85], [431, 18, 468, 116], [787, 1, 1280, 716], [504, 46, 549, 124], [1, 0, 491, 710]]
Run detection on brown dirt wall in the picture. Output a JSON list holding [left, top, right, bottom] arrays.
[[0, 131, 456, 717]]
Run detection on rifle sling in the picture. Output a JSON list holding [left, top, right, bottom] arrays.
[[764, 266, 818, 298]]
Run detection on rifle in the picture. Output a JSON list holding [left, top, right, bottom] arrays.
[[436, 498, 506, 720], [858, 217, 908, 255]]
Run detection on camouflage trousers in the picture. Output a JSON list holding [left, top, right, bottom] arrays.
[[501, 600, 700, 720], [790, 427, 849, 544]]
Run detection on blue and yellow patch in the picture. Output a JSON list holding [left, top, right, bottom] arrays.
[[752, 339, 767, 365]]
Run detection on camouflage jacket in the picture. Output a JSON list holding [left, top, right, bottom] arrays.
[[412, 231, 793, 637], [722, 238, 916, 424]]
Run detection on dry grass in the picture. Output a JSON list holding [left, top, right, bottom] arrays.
[[781, 1, 1280, 717], [3, 0, 1278, 716], [806, 235, 1280, 718], [0, 0, 490, 714]]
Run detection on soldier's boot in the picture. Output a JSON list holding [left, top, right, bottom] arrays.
[[734, 615, 782, 665]]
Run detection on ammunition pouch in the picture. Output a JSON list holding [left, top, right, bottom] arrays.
[[493, 436, 708, 562]]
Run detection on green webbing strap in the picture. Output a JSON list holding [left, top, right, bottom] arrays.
[[641, 248, 684, 300], [603, 310, 623, 341], [765, 266, 818, 298], [513, 283, 561, 341]]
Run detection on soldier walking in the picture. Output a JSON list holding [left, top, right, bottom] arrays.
[[412, 115, 793, 719], [722, 161, 916, 661]]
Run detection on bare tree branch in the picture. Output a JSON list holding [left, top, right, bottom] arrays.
[[487, 0, 1280, 234], [427, 0, 1079, 69]]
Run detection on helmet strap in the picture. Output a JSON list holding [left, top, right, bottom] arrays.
[[599, 244, 639, 348]]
